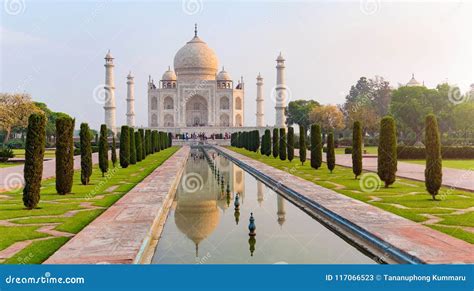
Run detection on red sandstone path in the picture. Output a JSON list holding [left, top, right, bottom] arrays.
[[328, 154, 474, 192], [44, 146, 190, 264], [0, 152, 101, 192], [294, 150, 474, 192]]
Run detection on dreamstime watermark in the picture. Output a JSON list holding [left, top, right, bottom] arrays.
[[438, 167, 474, 201], [4, 272, 85, 285], [359, 173, 382, 193], [270, 84, 293, 106], [359, 0, 380, 15], [84, 167, 118, 200], [181, 173, 204, 193], [92, 84, 112, 105], [182, 0, 203, 15], [447, 85, 471, 105], [3, 173, 24, 192], [195, 251, 211, 264], [3, 0, 26, 16]]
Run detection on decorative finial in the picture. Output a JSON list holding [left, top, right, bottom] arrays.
[[412, 73, 415, 78], [248, 212, 256, 236], [168, 65, 171, 71], [194, 23, 198, 37]]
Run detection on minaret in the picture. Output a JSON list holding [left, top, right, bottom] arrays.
[[256, 73, 264, 127], [126, 71, 135, 127], [104, 50, 116, 133], [275, 52, 287, 128], [277, 195, 286, 226]]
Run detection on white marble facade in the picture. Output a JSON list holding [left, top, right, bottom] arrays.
[[147, 27, 244, 128]]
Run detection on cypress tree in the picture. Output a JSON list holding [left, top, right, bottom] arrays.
[[129, 129, 137, 165], [80, 123, 92, 185], [299, 125, 306, 166], [144, 130, 150, 155], [119, 125, 130, 168], [260, 132, 266, 155], [352, 121, 363, 179], [425, 114, 442, 200], [23, 113, 46, 209], [139, 129, 145, 158], [56, 115, 75, 195], [377, 116, 397, 188], [168, 132, 173, 147], [287, 127, 294, 162], [99, 124, 109, 176], [273, 128, 279, 158], [265, 129, 271, 156], [310, 124, 322, 169], [254, 130, 260, 152], [111, 134, 117, 167], [135, 131, 143, 162], [327, 131, 335, 173], [279, 128, 286, 161]]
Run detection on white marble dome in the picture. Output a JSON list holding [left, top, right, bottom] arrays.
[[173, 35, 219, 80], [162, 67, 177, 81], [216, 67, 232, 81]]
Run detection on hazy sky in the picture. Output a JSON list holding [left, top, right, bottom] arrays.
[[1, 0, 472, 129]]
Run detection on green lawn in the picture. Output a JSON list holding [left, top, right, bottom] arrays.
[[229, 147, 474, 244], [402, 159, 474, 170], [334, 146, 378, 155], [0, 146, 179, 264], [0, 149, 56, 168]]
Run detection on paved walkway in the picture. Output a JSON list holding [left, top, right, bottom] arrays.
[[44, 146, 190, 264], [0, 152, 102, 192], [296, 150, 474, 192], [330, 154, 474, 192], [220, 147, 474, 264]]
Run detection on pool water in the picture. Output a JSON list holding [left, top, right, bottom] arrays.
[[152, 149, 375, 264]]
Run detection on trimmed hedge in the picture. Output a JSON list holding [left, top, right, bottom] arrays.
[[398, 146, 474, 160]]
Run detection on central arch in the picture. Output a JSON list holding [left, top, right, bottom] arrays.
[[186, 95, 208, 127]]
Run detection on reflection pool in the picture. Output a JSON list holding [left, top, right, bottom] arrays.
[[152, 148, 375, 264]]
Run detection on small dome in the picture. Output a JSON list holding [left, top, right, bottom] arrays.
[[407, 73, 421, 87], [162, 66, 177, 81], [216, 67, 232, 81], [174, 34, 219, 80]]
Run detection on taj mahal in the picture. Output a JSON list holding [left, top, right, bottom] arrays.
[[102, 25, 288, 135]]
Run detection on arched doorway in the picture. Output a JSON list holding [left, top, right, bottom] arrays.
[[186, 95, 208, 127]]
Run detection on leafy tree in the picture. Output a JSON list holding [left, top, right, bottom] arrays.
[[425, 114, 442, 200], [390, 84, 454, 144], [55, 115, 74, 195], [0, 93, 40, 143], [286, 100, 319, 128], [272, 128, 279, 158], [129, 129, 137, 165], [23, 113, 46, 209], [377, 116, 397, 187], [299, 125, 306, 165], [453, 102, 474, 138], [135, 131, 142, 162], [326, 131, 335, 173], [80, 123, 92, 185], [99, 124, 109, 176], [279, 128, 286, 161], [287, 127, 294, 161], [310, 124, 322, 169], [111, 135, 117, 167], [309, 105, 344, 134], [119, 126, 130, 168], [352, 121, 363, 179]]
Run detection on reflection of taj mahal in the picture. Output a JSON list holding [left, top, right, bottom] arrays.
[[147, 26, 244, 128]]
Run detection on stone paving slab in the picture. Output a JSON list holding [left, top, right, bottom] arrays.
[[43, 147, 189, 264], [0, 152, 102, 192], [220, 147, 474, 264]]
